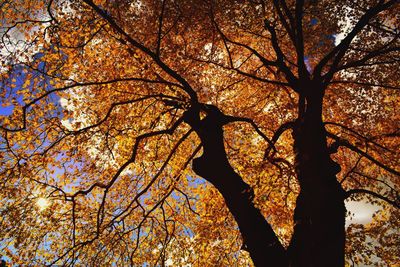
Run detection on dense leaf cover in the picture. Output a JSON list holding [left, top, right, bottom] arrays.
[[0, 0, 399, 266]]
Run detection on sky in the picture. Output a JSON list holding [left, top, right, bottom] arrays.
[[345, 200, 381, 226], [0, 3, 392, 266]]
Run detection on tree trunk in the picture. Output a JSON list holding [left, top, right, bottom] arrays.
[[184, 106, 288, 267], [184, 92, 346, 267], [288, 83, 346, 267]]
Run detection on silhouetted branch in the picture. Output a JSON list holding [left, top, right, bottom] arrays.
[[156, 0, 167, 56], [264, 120, 296, 158], [330, 80, 400, 90], [327, 132, 400, 177], [224, 115, 276, 151], [272, 0, 296, 43], [315, 0, 398, 82], [82, 0, 198, 102], [263, 18, 298, 88], [294, 0, 308, 78], [345, 189, 399, 209], [325, 121, 396, 153], [336, 46, 400, 71], [0, 78, 182, 132]]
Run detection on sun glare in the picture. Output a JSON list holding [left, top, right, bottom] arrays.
[[36, 197, 50, 211]]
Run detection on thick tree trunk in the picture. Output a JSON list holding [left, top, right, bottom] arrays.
[[184, 92, 346, 267], [288, 84, 346, 267], [184, 106, 288, 267]]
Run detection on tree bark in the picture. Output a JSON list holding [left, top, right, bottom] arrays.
[[184, 105, 288, 267], [288, 83, 346, 267]]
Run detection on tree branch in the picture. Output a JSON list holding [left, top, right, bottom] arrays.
[[0, 78, 182, 132], [325, 121, 396, 153], [329, 80, 400, 90], [263, 18, 299, 88], [326, 132, 400, 177], [294, 0, 309, 79], [314, 0, 398, 81], [336, 46, 400, 71], [224, 115, 277, 152], [156, 0, 167, 56], [272, 0, 296, 44], [81, 0, 198, 102], [345, 189, 399, 209]]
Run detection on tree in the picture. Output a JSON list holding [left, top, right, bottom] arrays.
[[0, 0, 399, 266]]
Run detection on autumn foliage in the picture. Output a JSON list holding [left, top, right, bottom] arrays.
[[0, 0, 399, 266]]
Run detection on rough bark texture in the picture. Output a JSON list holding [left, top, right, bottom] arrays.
[[288, 83, 346, 267]]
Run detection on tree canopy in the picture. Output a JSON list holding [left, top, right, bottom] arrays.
[[0, 0, 399, 266]]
